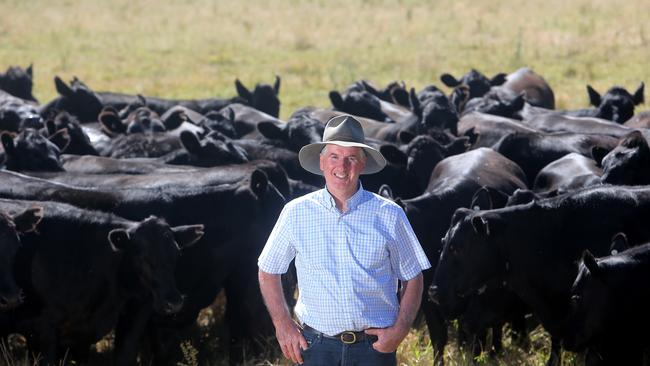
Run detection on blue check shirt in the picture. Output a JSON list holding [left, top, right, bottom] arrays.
[[258, 184, 431, 336]]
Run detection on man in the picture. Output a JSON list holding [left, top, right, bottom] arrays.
[[258, 115, 430, 365]]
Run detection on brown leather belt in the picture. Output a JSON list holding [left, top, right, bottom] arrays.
[[302, 324, 377, 344]]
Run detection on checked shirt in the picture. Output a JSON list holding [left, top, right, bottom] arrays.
[[258, 185, 431, 336]]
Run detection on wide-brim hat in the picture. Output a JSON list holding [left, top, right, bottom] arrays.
[[298, 114, 386, 175]]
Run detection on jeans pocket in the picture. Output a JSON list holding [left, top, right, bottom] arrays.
[[301, 332, 318, 353]]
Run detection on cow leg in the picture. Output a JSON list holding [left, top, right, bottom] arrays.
[[490, 325, 503, 356], [113, 300, 153, 366], [421, 301, 447, 366]]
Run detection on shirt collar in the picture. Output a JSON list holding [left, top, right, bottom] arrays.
[[318, 182, 367, 213]]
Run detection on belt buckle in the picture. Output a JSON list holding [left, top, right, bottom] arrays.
[[340, 331, 356, 344]]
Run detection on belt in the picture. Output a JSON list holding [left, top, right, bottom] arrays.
[[302, 324, 377, 345]]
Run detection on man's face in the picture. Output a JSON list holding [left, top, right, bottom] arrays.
[[319, 144, 366, 197]]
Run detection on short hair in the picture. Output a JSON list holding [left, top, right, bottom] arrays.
[[320, 145, 367, 160]]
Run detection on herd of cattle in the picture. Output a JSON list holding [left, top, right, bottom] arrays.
[[0, 63, 649, 365]]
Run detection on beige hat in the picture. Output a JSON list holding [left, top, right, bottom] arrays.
[[298, 115, 386, 175]]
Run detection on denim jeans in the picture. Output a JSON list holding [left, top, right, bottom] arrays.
[[298, 327, 397, 366]]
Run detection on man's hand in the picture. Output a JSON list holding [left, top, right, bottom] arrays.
[[276, 319, 308, 364], [364, 325, 409, 353]]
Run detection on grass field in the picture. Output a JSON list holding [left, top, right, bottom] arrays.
[[1, 0, 648, 364], [2, 0, 649, 120]]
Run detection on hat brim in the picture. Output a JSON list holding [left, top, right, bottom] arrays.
[[298, 141, 387, 175]]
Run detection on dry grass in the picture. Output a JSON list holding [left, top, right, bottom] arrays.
[[1, 0, 649, 119]]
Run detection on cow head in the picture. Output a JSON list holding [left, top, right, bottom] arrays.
[[462, 90, 526, 119], [440, 69, 507, 100], [1, 129, 67, 171], [176, 131, 248, 167], [600, 131, 650, 185], [587, 83, 644, 124], [431, 208, 506, 318], [235, 76, 281, 118], [0, 96, 43, 132], [329, 89, 390, 122], [200, 109, 238, 138], [44, 112, 98, 156], [257, 115, 324, 152], [109, 216, 204, 315], [563, 250, 612, 351], [52, 76, 104, 123], [0, 206, 43, 310], [0, 65, 37, 103]]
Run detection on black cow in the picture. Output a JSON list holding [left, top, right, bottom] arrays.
[[234, 76, 281, 118], [0, 90, 43, 131], [98, 105, 186, 135], [0, 206, 42, 310], [397, 148, 528, 364], [0, 198, 203, 365], [1, 129, 69, 172], [0, 170, 285, 365], [563, 243, 650, 365], [256, 113, 324, 152], [600, 130, 650, 185], [492, 130, 618, 184], [44, 112, 99, 155], [0, 65, 37, 102], [457, 112, 538, 149], [533, 153, 603, 195], [499, 67, 555, 109], [440, 69, 507, 100], [431, 185, 650, 366], [564, 83, 645, 124]]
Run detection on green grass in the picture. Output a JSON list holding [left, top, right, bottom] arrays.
[[1, 0, 646, 364], [1, 0, 649, 119]]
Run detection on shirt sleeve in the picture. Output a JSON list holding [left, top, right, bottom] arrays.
[[388, 207, 432, 281], [258, 204, 297, 274]]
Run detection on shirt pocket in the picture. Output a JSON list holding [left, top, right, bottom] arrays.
[[349, 230, 389, 270]]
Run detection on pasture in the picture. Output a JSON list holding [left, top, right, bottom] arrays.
[[2, 0, 650, 365]]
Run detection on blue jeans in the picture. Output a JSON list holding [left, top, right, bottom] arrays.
[[298, 327, 397, 366]]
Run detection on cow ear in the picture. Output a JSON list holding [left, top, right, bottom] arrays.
[[379, 144, 406, 166], [329, 91, 345, 110], [54, 76, 73, 97], [398, 130, 415, 144], [591, 146, 610, 166], [257, 121, 285, 141], [609, 232, 629, 255], [172, 224, 204, 249], [180, 131, 203, 155], [409, 88, 422, 117], [440, 73, 460, 87], [582, 250, 601, 276], [1, 132, 15, 154], [48, 128, 70, 152], [621, 130, 647, 150], [99, 109, 126, 135], [450, 85, 470, 114], [163, 109, 186, 131], [490, 73, 508, 86], [509, 93, 526, 111], [250, 169, 269, 196], [632, 82, 645, 105], [471, 215, 490, 236], [227, 107, 236, 123], [26, 64, 33, 78], [392, 88, 410, 108], [235, 79, 252, 101], [378, 184, 394, 199], [587, 85, 602, 107], [273, 75, 281, 95], [463, 127, 478, 145], [445, 136, 470, 156], [45, 119, 58, 136], [13, 206, 43, 234], [108, 229, 131, 252]]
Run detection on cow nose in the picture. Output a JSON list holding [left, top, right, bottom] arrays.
[[428, 285, 440, 305]]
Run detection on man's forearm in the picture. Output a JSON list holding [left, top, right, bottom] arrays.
[[258, 270, 293, 327], [395, 273, 424, 332]]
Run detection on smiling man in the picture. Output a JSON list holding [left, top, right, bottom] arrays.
[[258, 115, 430, 365]]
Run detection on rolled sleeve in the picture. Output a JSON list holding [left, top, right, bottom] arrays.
[[258, 205, 296, 274]]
